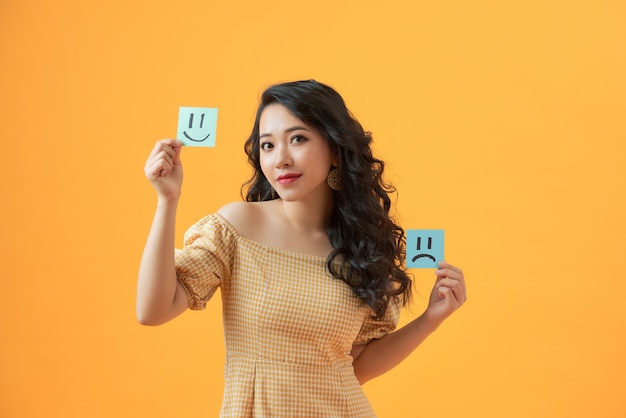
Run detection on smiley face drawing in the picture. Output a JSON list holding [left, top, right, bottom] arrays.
[[177, 107, 218, 147], [183, 112, 210, 142], [406, 229, 444, 268]]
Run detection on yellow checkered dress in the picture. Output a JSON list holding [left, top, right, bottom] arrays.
[[176, 214, 400, 417]]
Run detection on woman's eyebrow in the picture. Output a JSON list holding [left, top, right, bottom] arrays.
[[260, 125, 310, 139]]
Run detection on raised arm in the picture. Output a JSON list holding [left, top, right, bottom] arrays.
[[351, 262, 467, 384], [136, 139, 190, 326]]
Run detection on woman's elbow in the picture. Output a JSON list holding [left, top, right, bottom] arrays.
[[137, 311, 162, 326], [355, 372, 368, 386], [136, 306, 170, 326]]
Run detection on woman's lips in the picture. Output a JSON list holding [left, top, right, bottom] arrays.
[[277, 174, 301, 185]]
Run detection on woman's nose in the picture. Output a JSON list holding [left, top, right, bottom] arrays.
[[274, 144, 293, 167]]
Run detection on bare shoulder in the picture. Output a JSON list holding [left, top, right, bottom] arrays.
[[216, 201, 258, 233], [217, 200, 279, 240]]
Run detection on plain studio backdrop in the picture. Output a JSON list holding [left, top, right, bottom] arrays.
[[1, 1, 624, 417]]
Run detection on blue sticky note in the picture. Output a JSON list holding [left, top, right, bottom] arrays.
[[177, 107, 218, 147], [406, 230, 444, 268]]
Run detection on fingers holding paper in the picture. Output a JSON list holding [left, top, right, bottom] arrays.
[[425, 261, 467, 326], [144, 139, 184, 201]]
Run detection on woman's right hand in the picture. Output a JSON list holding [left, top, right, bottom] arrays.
[[144, 139, 184, 202]]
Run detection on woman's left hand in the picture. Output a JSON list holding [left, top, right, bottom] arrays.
[[425, 261, 467, 327]]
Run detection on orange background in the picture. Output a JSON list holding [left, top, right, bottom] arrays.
[[1, 1, 625, 417]]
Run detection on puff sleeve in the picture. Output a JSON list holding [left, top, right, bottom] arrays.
[[352, 297, 402, 345], [175, 214, 238, 310]]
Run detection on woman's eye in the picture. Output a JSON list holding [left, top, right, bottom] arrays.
[[291, 135, 307, 144], [260, 142, 273, 151]]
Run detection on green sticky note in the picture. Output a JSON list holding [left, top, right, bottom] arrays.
[[177, 107, 218, 147], [406, 229, 445, 268]]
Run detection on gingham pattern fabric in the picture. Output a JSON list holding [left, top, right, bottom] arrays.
[[175, 214, 401, 417]]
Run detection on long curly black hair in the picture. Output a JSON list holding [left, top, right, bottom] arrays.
[[242, 80, 412, 319]]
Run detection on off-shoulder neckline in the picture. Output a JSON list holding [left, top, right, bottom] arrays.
[[212, 213, 330, 262]]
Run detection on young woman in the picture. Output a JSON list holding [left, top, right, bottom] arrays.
[[138, 80, 467, 417]]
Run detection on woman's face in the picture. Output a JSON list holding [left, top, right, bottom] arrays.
[[258, 103, 336, 203]]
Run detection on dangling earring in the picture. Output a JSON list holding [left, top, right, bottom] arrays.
[[327, 167, 341, 191]]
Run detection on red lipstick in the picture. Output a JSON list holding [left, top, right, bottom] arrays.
[[277, 173, 301, 185]]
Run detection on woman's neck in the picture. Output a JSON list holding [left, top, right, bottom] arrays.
[[277, 193, 334, 235]]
